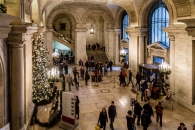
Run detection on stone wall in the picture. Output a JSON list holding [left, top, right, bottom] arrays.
[[171, 33, 195, 112], [86, 15, 104, 46], [0, 38, 8, 128]]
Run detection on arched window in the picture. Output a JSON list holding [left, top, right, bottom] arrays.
[[148, 0, 169, 47], [121, 12, 129, 42]]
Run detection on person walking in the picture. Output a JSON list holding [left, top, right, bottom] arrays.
[[134, 100, 143, 125], [143, 101, 154, 123], [66, 74, 73, 91], [98, 108, 108, 130], [136, 72, 141, 90], [155, 102, 164, 127], [75, 96, 80, 119], [141, 110, 150, 130], [126, 110, 135, 130], [74, 73, 79, 91], [178, 122, 187, 130], [108, 60, 113, 72], [85, 71, 90, 85], [145, 86, 151, 101], [128, 70, 132, 85], [108, 101, 117, 130]]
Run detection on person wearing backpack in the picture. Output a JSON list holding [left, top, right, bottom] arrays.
[[126, 110, 136, 130], [134, 100, 143, 125], [155, 102, 164, 127], [141, 110, 150, 130]]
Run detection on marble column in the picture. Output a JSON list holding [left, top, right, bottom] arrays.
[[75, 28, 87, 64], [169, 36, 175, 92], [115, 29, 121, 65], [8, 43, 25, 130], [107, 29, 115, 61], [138, 35, 145, 64], [7, 25, 38, 130]]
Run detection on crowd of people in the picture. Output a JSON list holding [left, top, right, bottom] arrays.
[[86, 43, 105, 52], [55, 53, 195, 130]]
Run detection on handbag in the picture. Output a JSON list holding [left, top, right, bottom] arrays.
[[95, 123, 100, 130]]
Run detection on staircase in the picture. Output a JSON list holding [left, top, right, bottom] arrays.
[[52, 31, 75, 50], [86, 50, 99, 62], [96, 50, 109, 63], [86, 50, 109, 63]]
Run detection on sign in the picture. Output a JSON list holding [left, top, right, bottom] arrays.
[[62, 92, 76, 125], [130, 98, 135, 106], [0, 123, 10, 130]]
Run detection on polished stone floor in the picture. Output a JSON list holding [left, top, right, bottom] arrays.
[[33, 66, 195, 130]]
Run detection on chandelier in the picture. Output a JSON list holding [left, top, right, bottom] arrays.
[[159, 62, 171, 76], [120, 49, 126, 58], [90, 15, 94, 34]]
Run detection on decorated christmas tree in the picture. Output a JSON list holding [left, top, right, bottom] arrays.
[[32, 36, 54, 105]]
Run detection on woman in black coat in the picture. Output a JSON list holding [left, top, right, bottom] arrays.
[[126, 110, 134, 130], [75, 96, 80, 119], [98, 108, 108, 130]]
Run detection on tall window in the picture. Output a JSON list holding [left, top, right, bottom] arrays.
[[121, 12, 129, 42], [148, 0, 169, 47]]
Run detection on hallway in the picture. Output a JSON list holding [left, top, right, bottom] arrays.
[[32, 66, 195, 130]]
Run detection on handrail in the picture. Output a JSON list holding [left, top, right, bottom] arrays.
[[52, 31, 74, 45]]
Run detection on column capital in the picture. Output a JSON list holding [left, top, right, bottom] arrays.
[[115, 29, 121, 35], [168, 35, 175, 41], [7, 42, 25, 48], [163, 24, 187, 35], [7, 25, 38, 43], [126, 27, 148, 36]]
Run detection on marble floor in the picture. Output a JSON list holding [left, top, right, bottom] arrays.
[[33, 66, 195, 130]]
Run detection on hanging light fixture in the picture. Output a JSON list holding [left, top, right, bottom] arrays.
[[90, 15, 94, 34]]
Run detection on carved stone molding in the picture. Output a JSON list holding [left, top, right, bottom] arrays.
[[0, 27, 11, 39], [126, 27, 148, 37], [185, 28, 195, 37]]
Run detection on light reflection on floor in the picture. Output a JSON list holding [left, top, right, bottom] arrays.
[[32, 65, 195, 130]]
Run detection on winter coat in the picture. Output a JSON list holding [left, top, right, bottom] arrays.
[[108, 105, 117, 118], [75, 100, 80, 114], [134, 103, 142, 115], [98, 112, 108, 125]]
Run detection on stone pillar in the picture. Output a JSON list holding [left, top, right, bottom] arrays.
[[115, 29, 121, 65], [75, 28, 87, 64], [9, 43, 25, 130], [138, 35, 145, 64], [169, 36, 175, 92], [44, 29, 53, 64], [107, 29, 115, 61], [7, 25, 38, 130]]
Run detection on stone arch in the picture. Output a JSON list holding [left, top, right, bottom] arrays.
[[115, 7, 127, 29], [139, 0, 176, 27], [0, 47, 5, 128], [47, 6, 81, 29], [82, 9, 114, 28]]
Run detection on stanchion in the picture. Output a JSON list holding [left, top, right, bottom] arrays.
[[94, 77, 99, 86], [113, 75, 115, 88]]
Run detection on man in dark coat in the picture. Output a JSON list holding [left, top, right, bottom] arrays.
[[141, 110, 150, 130], [155, 102, 163, 127], [108, 101, 117, 130], [108, 60, 113, 72], [85, 71, 90, 85], [143, 101, 154, 123], [134, 100, 143, 125], [85, 60, 89, 71]]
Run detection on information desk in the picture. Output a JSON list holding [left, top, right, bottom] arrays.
[[138, 63, 159, 81], [151, 87, 160, 100]]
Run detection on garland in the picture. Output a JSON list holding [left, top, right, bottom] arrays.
[[0, 4, 7, 13], [30, 90, 62, 128]]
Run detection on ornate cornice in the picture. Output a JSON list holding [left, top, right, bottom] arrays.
[[126, 27, 148, 36], [0, 26, 11, 39], [178, 19, 195, 37]]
